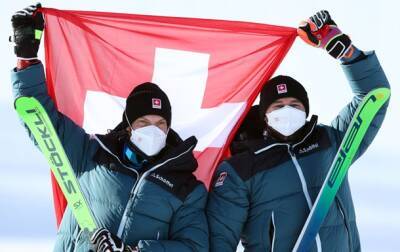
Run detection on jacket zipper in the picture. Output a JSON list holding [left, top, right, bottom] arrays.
[[95, 132, 172, 239], [288, 146, 322, 252], [116, 161, 164, 238], [253, 121, 319, 251], [271, 211, 276, 252], [117, 181, 139, 238], [116, 143, 196, 239], [93, 135, 140, 238]]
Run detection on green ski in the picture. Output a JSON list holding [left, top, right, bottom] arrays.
[[293, 87, 391, 252], [15, 96, 97, 232]]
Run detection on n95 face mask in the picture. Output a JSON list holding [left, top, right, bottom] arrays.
[[266, 105, 306, 136], [130, 125, 167, 156]]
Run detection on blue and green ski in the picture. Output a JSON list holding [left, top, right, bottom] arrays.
[[293, 87, 390, 252], [15, 96, 97, 232]]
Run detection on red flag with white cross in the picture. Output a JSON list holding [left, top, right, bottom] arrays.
[[277, 83, 288, 94], [152, 98, 162, 109], [41, 8, 296, 226]]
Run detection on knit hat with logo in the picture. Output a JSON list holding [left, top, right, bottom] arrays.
[[123, 82, 172, 127], [259, 75, 309, 119]]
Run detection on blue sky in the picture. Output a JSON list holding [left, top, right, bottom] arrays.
[[1, 1, 399, 251]]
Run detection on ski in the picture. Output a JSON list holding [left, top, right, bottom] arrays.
[[293, 87, 391, 252], [15, 96, 97, 232]]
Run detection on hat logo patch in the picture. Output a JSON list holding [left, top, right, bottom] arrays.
[[152, 98, 162, 109], [277, 83, 287, 94]]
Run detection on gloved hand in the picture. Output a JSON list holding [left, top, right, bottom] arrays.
[[90, 228, 137, 252], [10, 3, 44, 59], [297, 10, 353, 60]]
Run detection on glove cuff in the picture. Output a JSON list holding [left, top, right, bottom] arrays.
[[320, 26, 352, 59], [17, 59, 40, 70], [325, 33, 352, 59], [340, 45, 365, 64]]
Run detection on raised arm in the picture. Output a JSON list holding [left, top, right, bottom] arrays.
[[332, 52, 390, 159], [11, 4, 93, 174], [298, 10, 390, 160]]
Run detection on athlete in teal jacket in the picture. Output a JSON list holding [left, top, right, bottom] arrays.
[[11, 4, 208, 252], [207, 11, 390, 252]]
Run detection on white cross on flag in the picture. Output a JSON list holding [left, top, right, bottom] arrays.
[[41, 8, 296, 225], [277, 83, 288, 94], [152, 98, 162, 109]]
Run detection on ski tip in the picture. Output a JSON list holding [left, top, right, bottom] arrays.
[[372, 87, 390, 101], [376, 89, 390, 101], [13, 96, 24, 110], [14, 96, 34, 110]]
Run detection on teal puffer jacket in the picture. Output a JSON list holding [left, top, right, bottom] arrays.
[[12, 63, 209, 252], [206, 51, 390, 252]]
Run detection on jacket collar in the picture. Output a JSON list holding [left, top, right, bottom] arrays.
[[254, 115, 318, 155], [93, 128, 198, 174]]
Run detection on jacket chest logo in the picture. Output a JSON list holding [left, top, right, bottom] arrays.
[[298, 143, 319, 154], [151, 173, 174, 188]]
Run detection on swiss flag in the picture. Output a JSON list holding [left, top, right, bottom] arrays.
[[41, 8, 296, 226], [152, 98, 162, 109], [277, 83, 288, 94]]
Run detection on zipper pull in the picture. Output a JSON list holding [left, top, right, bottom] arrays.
[[288, 145, 295, 157]]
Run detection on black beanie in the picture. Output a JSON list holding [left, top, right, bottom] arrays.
[[122, 82, 171, 128], [259, 75, 309, 119]]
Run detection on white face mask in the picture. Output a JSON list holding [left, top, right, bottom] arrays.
[[130, 125, 167, 156], [266, 105, 306, 136]]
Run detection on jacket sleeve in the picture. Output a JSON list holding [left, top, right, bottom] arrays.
[[11, 63, 92, 174], [206, 161, 249, 252], [330, 51, 390, 161], [137, 184, 209, 252]]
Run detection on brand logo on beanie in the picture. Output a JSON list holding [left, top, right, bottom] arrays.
[[277, 83, 287, 94], [152, 98, 162, 109]]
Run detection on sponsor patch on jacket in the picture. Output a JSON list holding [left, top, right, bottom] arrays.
[[215, 171, 227, 187], [277, 83, 287, 94], [151, 173, 173, 188], [298, 143, 319, 154], [152, 98, 162, 109]]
